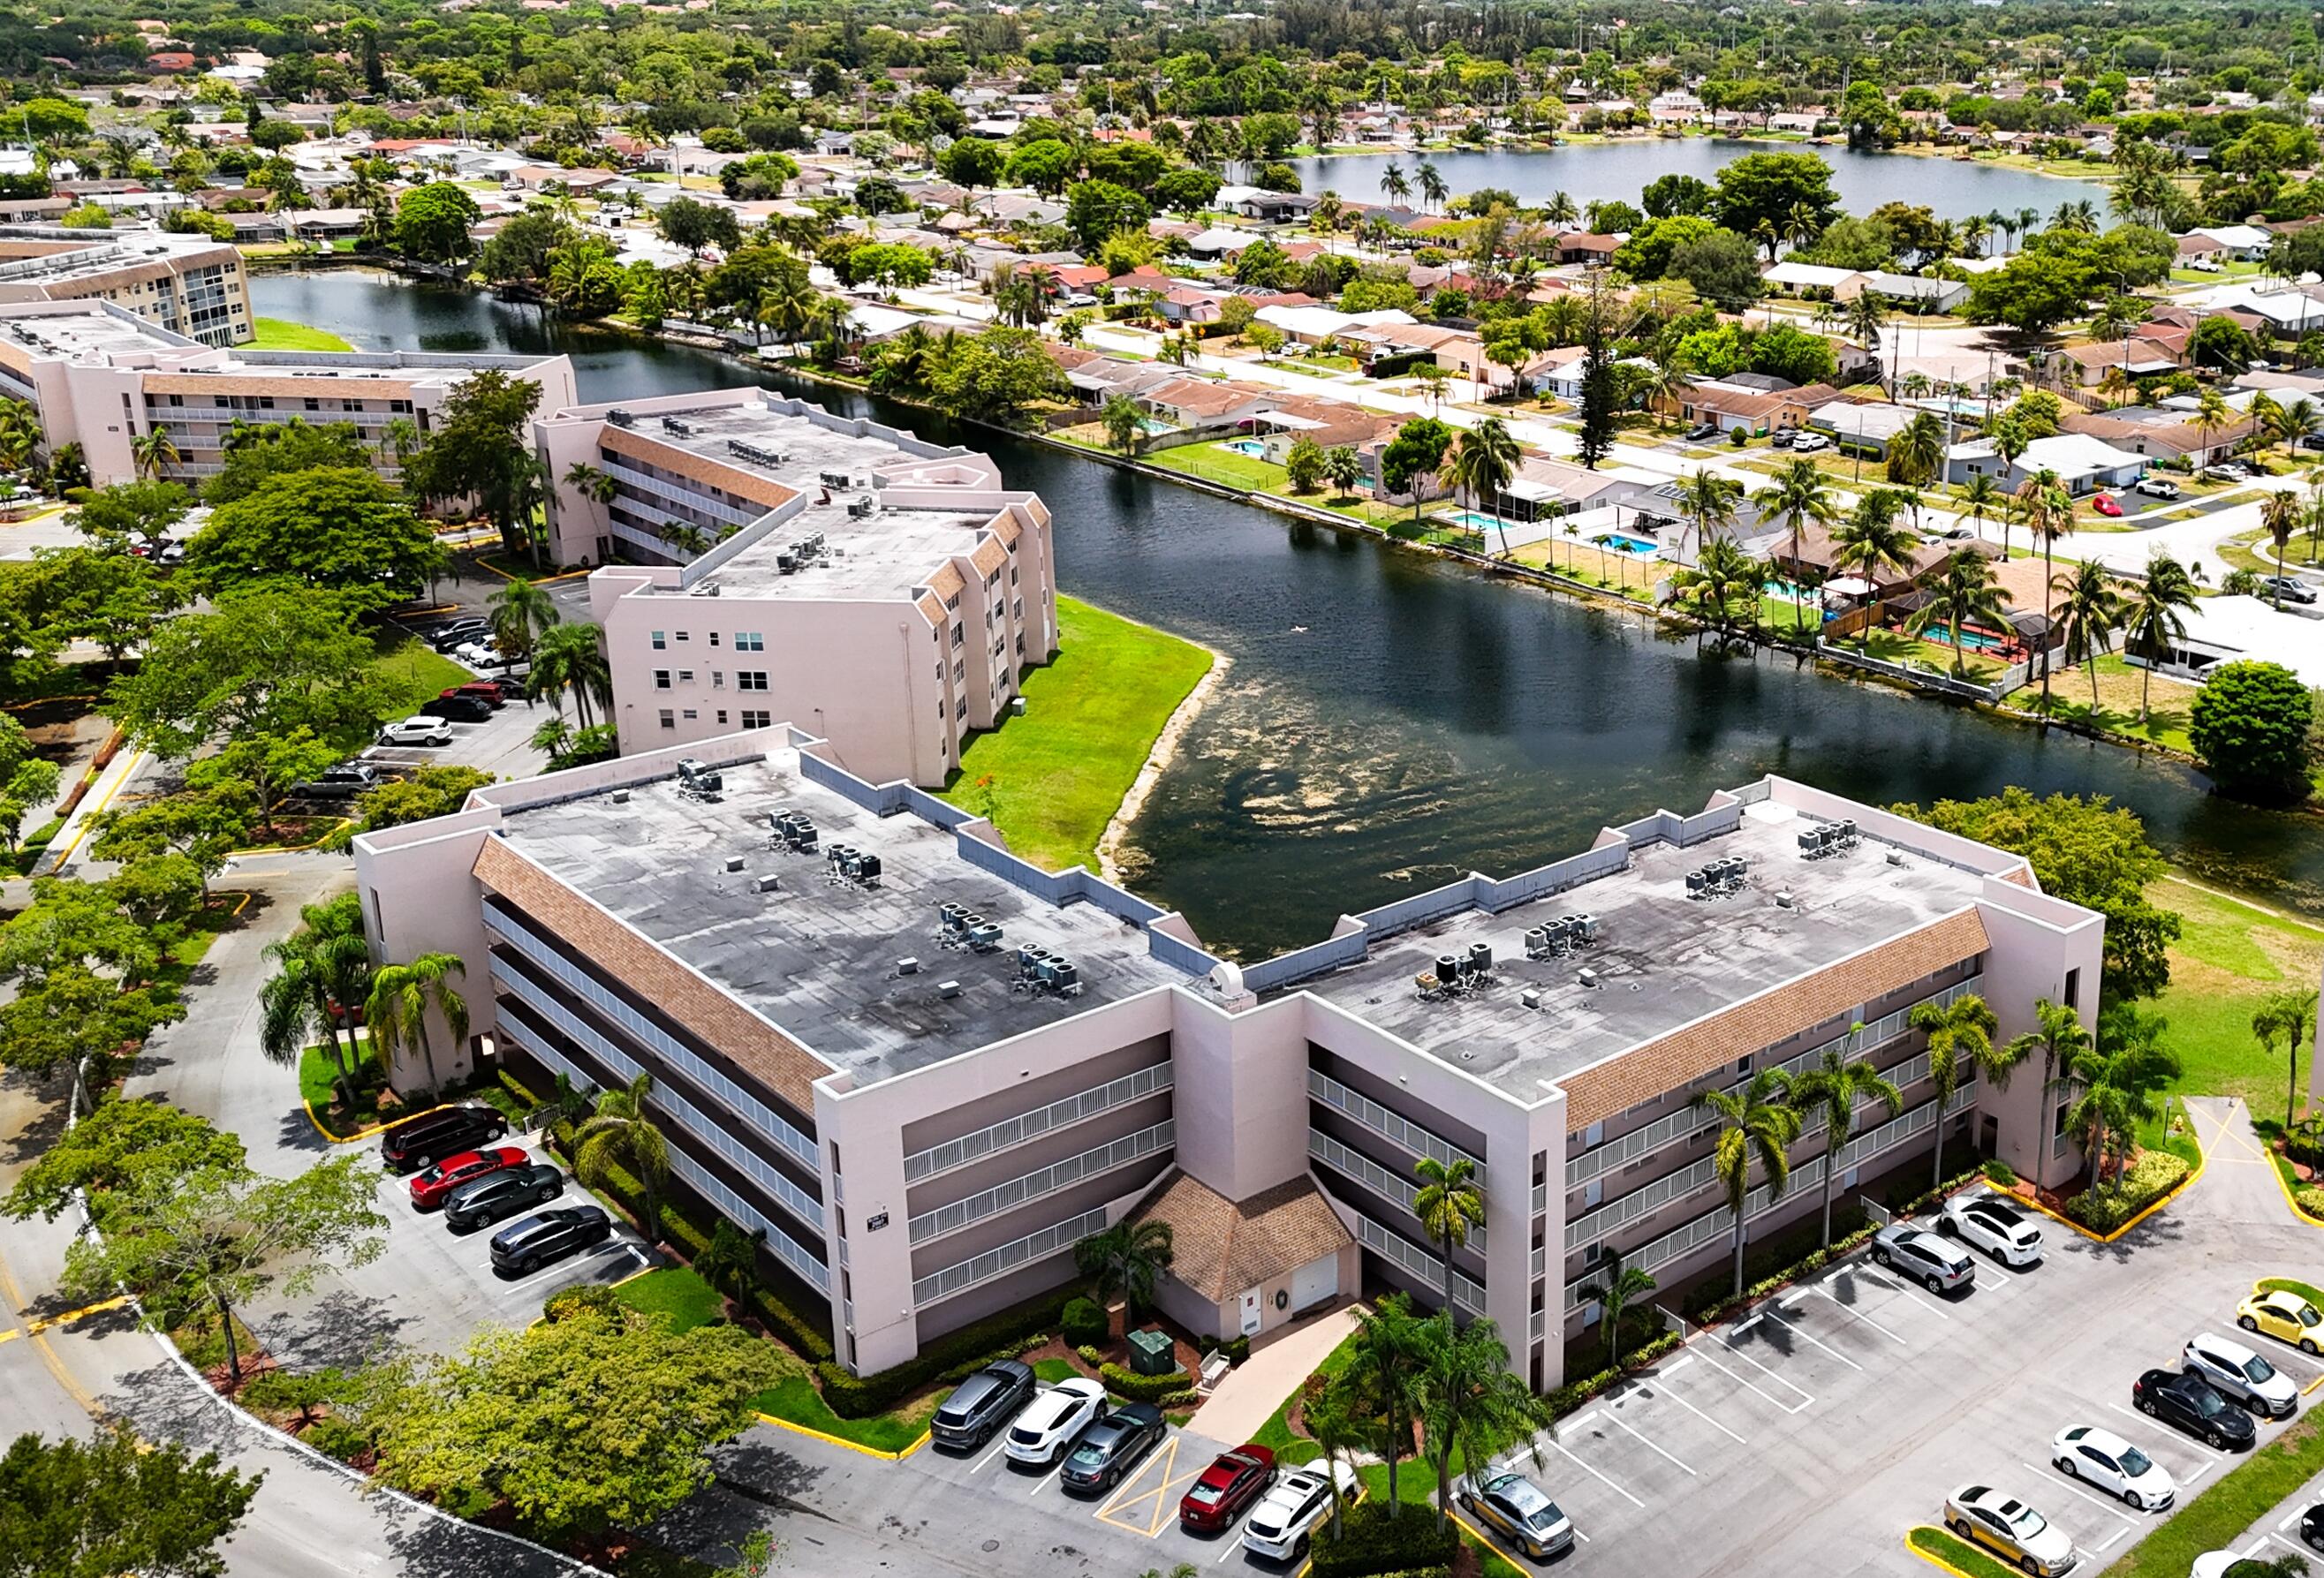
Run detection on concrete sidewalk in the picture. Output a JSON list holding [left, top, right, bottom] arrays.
[[1187, 1302, 1363, 1446]]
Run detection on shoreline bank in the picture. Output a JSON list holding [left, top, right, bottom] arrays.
[[1097, 646, 1229, 887]]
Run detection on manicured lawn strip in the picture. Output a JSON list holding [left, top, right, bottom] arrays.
[[1910, 1524, 2023, 1578], [2147, 878, 2323, 1130], [2260, 1277, 2324, 1306], [6, 815, 61, 876], [611, 1268, 723, 1334], [748, 1372, 936, 1454], [1141, 440, 1296, 494], [371, 635, 472, 715], [1348, 1464, 1524, 1578], [2098, 1409, 2324, 1578], [939, 596, 1212, 873], [1252, 1333, 1358, 1455], [246, 316, 355, 351], [2010, 653, 2199, 754], [1033, 1357, 1080, 1384]]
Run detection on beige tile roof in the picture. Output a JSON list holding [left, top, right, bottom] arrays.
[[597, 426, 799, 512], [473, 836, 835, 1112], [1560, 908, 1992, 1129], [1126, 1169, 1354, 1302]]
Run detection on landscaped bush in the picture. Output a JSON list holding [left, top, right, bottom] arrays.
[[1886, 1166, 1985, 1219], [1099, 1361, 1194, 1403], [817, 1288, 1072, 1418], [1549, 1368, 1616, 1418], [1983, 1159, 2018, 1188], [1684, 1218, 1881, 1325], [1061, 1296, 1108, 1349], [1075, 1343, 1104, 1366], [543, 1284, 621, 1323], [1311, 1500, 1460, 1578], [2063, 1151, 2192, 1234], [2298, 1185, 2324, 1220], [304, 1416, 371, 1463]]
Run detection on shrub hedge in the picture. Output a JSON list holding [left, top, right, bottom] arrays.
[[1983, 1159, 2018, 1187], [818, 1288, 1074, 1418], [1311, 1501, 1459, 1578], [1075, 1343, 1105, 1366], [1100, 1362, 1195, 1403], [1062, 1297, 1108, 1349], [2063, 1151, 2192, 1234]]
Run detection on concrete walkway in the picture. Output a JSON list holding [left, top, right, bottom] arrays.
[[1187, 1302, 1363, 1447]]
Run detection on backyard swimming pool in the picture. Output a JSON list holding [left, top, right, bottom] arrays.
[[1594, 533, 1662, 558], [1223, 438, 1270, 458]]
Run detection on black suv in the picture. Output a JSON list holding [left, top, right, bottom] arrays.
[[420, 693, 493, 723], [931, 1360, 1037, 1450], [2134, 1367, 2258, 1451], [443, 1164, 565, 1233], [381, 1106, 511, 1174], [489, 1205, 612, 1275]]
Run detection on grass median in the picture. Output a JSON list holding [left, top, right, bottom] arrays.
[[1910, 1525, 2023, 1578], [2099, 1408, 2324, 1578], [940, 595, 1213, 873]]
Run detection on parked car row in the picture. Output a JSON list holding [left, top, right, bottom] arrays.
[[385, 1106, 614, 1279]]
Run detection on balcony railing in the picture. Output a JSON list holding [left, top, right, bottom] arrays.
[[1352, 1212, 1487, 1313], [909, 1121, 1173, 1246], [1308, 1129, 1484, 1252], [913, 1206, 1108, 1308], [1308, 1068, 1486, 1184], [600, 458, 765, 530], [904, 1062, 1172, 1183]]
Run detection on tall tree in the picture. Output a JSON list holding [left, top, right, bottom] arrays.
[[1697, 1069, 1800, 1298], [4, 1099, 243, 1226], [1419, 1314, 1552, 1532], [1439, 419, 1520, 555], [1072, 1218, 1176, 1315], [2052, 560, 2126, 710], [401, 370, 548, 565], [1999, 999, 2092, 1196], [1752, 459, 1838, 578], [364, 952, 469, 1096], [575, 1072, 671, 1245], [1344, 1294, 1429, 1517], [1578, 1246, 1658, 1372], [0, 1425, 261, 1578], [1910, 993, 2001, 1187], [1412, 1156, 1485, 1317], [2123, 553, 2198, 725], [2254, 988, 2320, 1133], [1906, 549, 2010, 678], [1783, 1047, 1903, 1250], [258, 893, 375, 1106]]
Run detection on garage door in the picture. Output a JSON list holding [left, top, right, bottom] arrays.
[[1291, 1253, 1338, 1312]]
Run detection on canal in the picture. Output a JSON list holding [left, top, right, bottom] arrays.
[[256, 269, 2318, 959]]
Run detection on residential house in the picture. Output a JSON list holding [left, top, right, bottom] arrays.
[[1139, 377, 1278, 433], [1214, 186, 1315, 225], [1942, 430, 2152, 493], [1660, 378, 1842, 436], [1862, 271, 1970, 313], [2186, 224, 2274, 261], [1762, 261, 1873, 300], [2058, 404, 2261, 471], [1553, 231, 1622, 267]]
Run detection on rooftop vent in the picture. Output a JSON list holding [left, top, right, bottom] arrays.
[[607, 408, 634, 427], [661, 416, 696, 437], [688, 580, 722, 597], [610, 789, 630, 804], [768, 810, 818, 853], [938, 979, 963, 999], [724, 856, 746, 873], [1685, 858, 1746, 901], [1798, 819, 1858, 860], [1886, 848, 1905, 866], [1578, 968, 1601, 990], [897, 956, 920, 975], [755, 873, 781, 894], [1775, 890, 1797, 909], [675, 758, 723, 800]]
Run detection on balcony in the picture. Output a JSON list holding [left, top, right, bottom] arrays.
[[601, 458, 765, 530], [1351, 1212, 1487, 1314], [1307, 1129, 1484, 1252], [909, 1121, 1173, 1246], [1308, 1068, 1486, 1184], [913, 1206, 1108, 1308], [904, 1061, 1172, 1183]]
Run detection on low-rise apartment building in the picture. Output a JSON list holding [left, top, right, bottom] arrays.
[[355, 738, 2102, 1391], [542, 389, 1059, 788], [0, 225, 252, 347], [0, 299, 578, 488]]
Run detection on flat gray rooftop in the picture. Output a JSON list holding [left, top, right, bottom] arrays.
[[0, 307, 187, 359], [499, 751, 1196, 1088], [1291, 798, 1985, 1099], [624, 402, 1002, 601]]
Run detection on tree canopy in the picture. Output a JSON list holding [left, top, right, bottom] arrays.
[[0, 1425, 260, 1578]]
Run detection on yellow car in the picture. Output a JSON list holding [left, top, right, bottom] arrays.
[[2238, 1289, 2324, 1355]]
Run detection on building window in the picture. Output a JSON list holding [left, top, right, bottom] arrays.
[[708, 632, 721, 647], [653, 670, 671, 690], [716, 710, 729, 724], [738, 671, 768, 691], [678, 669, 693, 683], [1736, 1054, 1752, 1075], [735, 631, 763, 651], [2063, 968, 2080, 1008], [956, 697, 967, 719], [741, 709, 771, 728], [675, 630, 689, 643], [681, 708, 697, 720], [657, 709, 675, 729], [2053, 1100, 2070, 1137], [711, 671, 724, 688], [650, 631, 667, 650], [303, 397, 320, 411]]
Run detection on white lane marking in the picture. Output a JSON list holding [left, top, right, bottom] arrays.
[[2024, 1463, 2137, 1532], [1567, 1411, 1601, 1432], [1548, 1438, 1646, 1509], [1760, 1309, 1866, 1371], [2279, 1506, 2306, 1533], [1639, 1375, 1748, 1445], [2249, 1341, 2324, 1373], [2275, 1535, 2316, 1559], [1852, 1267, 1956, 1319], [2093, 1528, 2128, 1552], [1699, 1345, 1814, 1412], [1814, 1285, 1908, 1345], [971, 1434, 1012, 1475], [1661, 1355, 1696, 1378], [2106, 1403, 2230, 1460], [1027, 1454, 1066, 1497], [1607, 1414, 1695, 1476], [1214, 1529, 1245, 1566]]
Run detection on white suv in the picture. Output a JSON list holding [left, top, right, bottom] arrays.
[[1242, 1462, 1359, 1561], [1940, 1194, 2044, 1267], [2184, 1333, 2298, 1419], [1873, 1223, 1977, 1293], [1003, 1378, 1107, 1466]]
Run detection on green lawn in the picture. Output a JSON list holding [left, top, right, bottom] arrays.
[[1033, 1357, 1081, 1384], [246, 317, 354, 351], [940, 596, 1213, 873], [1253, 1331, 1359, 1456], [371, 635, 471, 713], [1911, 1525, 2021, 1578], [297, 1038, 385, 1138], [2009, 653, 2198, 754], [2098, 1408, 2324, 1578], [2149, 876, 2323, 1133], [1142, 440, 1295, 494], [748, 1371, 938, 1454], [611, 1268, 724, 1334]]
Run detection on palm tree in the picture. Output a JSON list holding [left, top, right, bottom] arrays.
[[2052, 559, 2125, 709], [1413, 1156, 1486, 1315], [1440, 419, 1521, 555], [1072, 1219, 1176, 1314], [1663, 535, 1763, 647], [0, 396, 41, 472], [2123, 552, 2199, 723], [2000, 998, 2092, 1196], [363, 952, 469, 1097], [563, 458, 617, 510], [530, 713, 574, 761], [1889, 412, 1949, 517], [2276, 398, 2320, 462], [576, 1071, 671, 1243], [257, 895, 375, 1106], [1907, 549, 2010, 677], [1676, 466, 1742, 562], [1845, 291, 1887, 360], [1419, 1314, 1554, 1533], [1911, 993, 2001, 1187], [1783, 1047, 1903, 1250], [1578, 1246, 1658, 1371], [488, 577, 561, 663], [2014, 470, 2072, 708], [1752, 459, 1838, 578], [1379, 162, 1410, 205], [1344, 1294, 1430, 1517], [1416, 161, 1448, 215], [1697, 1068, 1801, 1299], [1324, 444, 1361, 502], [1830, 504, 1922, 652], [1300, 1385, 1364, 1539], [528, 621, 613, 727], [131, 423, 180, 480], [1953, 472, 2004, 547], [2262, 490, 2302, 610], [2195, 385, 2235, 460], [2063, 1010, 2180, 1184], [2254, 988, 2321, 1133]]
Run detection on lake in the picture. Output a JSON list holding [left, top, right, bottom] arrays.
[[254, 270, 2320, 961], [1288, 141, 2112, 229]]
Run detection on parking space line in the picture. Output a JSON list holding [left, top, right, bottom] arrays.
[[1698, 1346, 1814, 1413], [1606, 1413, 1695, 1476], [1095, 1437, 1192, 1538], [1547, 1438, 1646, 1509], [2105, 1403, 2229, 1460], [1760, 1309, 1866, 1370], [2251, 1343, 2324, 1374], [1026, 1457, 1066, 1498], [2023, 1461, 2137, 1538], [1813, 1285, 1909, 1344], [970, 1433, 1013, 1475], [2281, 1506, 2306, 1533], [1634, 1374, 1747, 1444], [1851, 1266, 1957, 1319]]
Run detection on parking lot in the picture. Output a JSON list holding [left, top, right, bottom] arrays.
[[251, 1131, 659, 1369], [360, 683, 555, 782]]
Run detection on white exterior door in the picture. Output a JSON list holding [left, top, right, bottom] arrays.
[[1238, 1288, 1263, 1337], [1291, 1253, 1338, 1313]]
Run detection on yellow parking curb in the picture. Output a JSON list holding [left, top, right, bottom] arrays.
[[303, 1099, 460, 1144], [2260, 1146, 2324, 1229], [1450, 1507, 1531, 1573], [232, 819, 356, 857], [1904, 1525, 1990, 1578], [752, 1412, 930, 1461]]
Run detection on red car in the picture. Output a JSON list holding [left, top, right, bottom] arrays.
[[440, 681, 508, 708], [1179, 1444, 1276, 1533], [408, 1145, 529, 1210], [2092, 493, 2123, 517]]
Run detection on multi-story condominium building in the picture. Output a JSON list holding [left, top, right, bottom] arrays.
[[353, 735, 2101, 1389], [0, 226, 253, 347], [0, 300, 579, 489], [539, 389, 1059, 788]]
